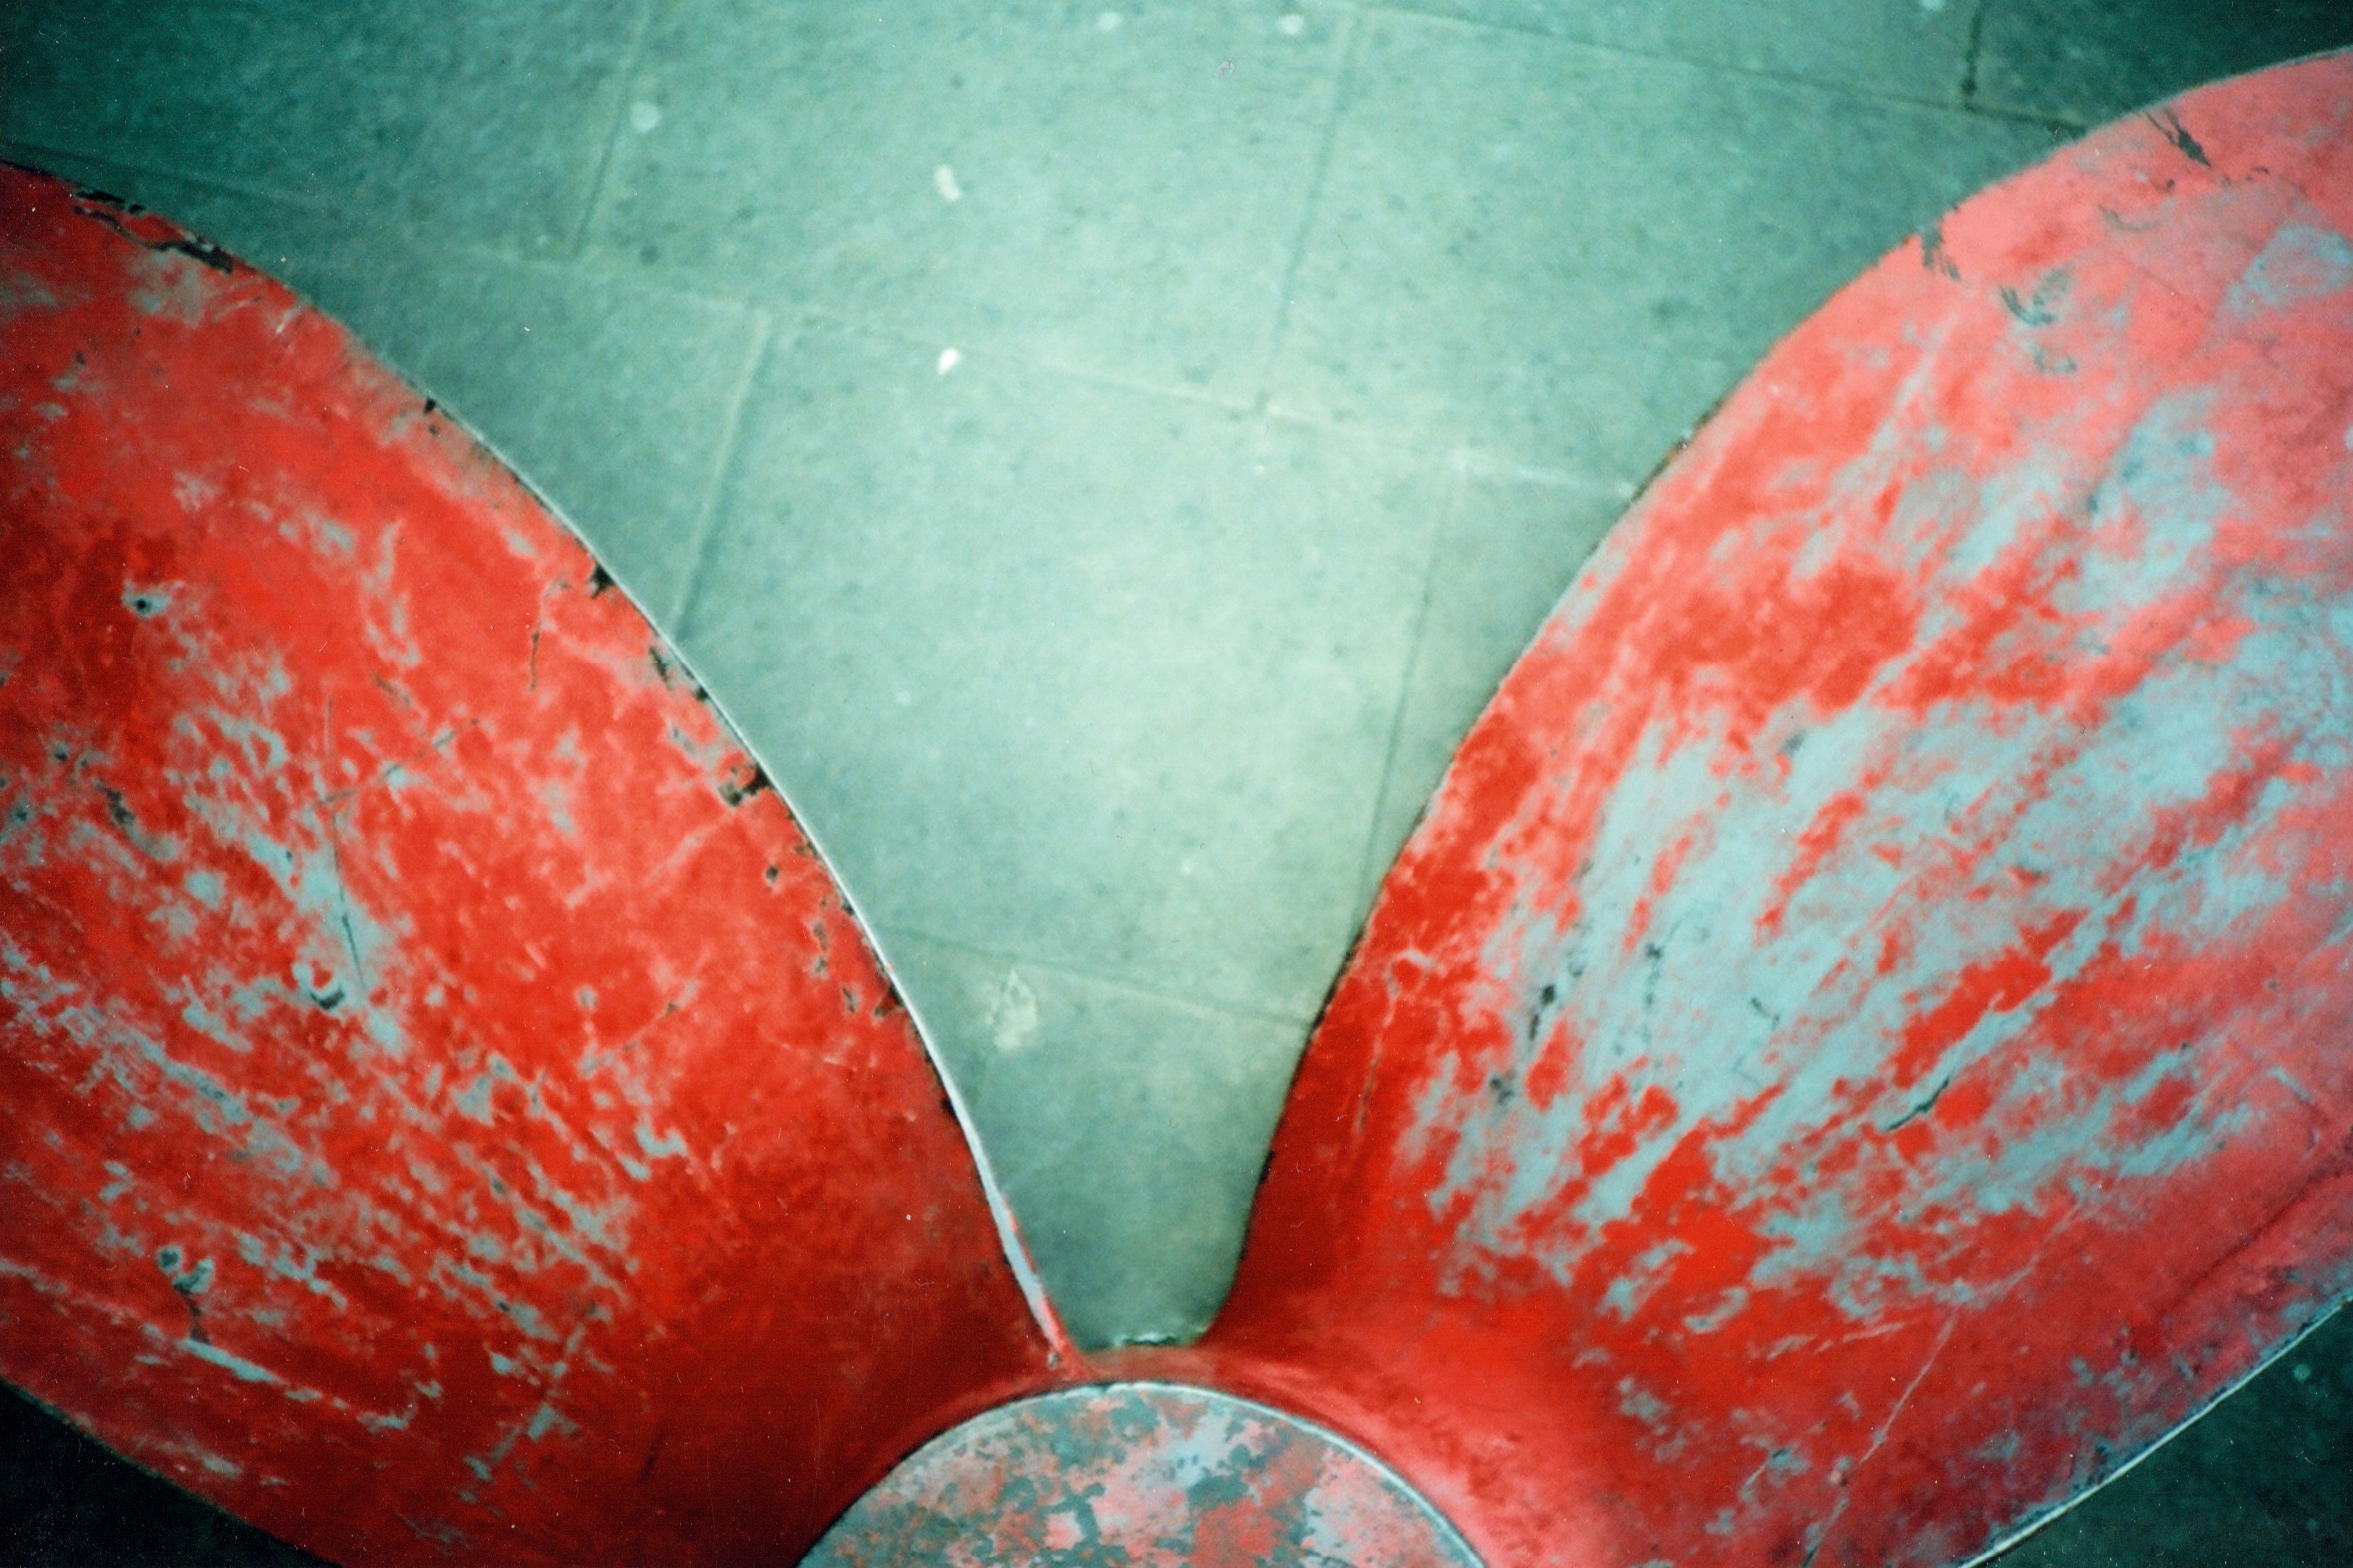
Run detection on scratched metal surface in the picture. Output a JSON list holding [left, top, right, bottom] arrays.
[[0, 165, 1066, 1566], [1181, 51, 2353, 1568], [807, 1381, 1479, 1567]]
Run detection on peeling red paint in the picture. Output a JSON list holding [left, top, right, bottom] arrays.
[[9, 48, 2353, 1568], [1197, 52, 2353, 1568], [1, 167, 1064, 1566], [806, 1383, 1478, 1567]]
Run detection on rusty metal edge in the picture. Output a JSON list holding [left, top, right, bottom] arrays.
[[449, 341, 1082, 1375]]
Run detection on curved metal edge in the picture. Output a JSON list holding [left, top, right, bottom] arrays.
[[804, 1377, 1485, 1567], [31, 160, 1077, 1372], [1954, 1292, 2352, 1567]]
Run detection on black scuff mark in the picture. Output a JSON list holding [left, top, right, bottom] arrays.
[[68, 183, 137, 211], [717, 762, 771, 808], [1885, 1073, 1953, 1132], [322, 818, 372, 1000], [2146, 107, 2210, 168], [71, 198, 235, 272], [587, 563, 615, 598], [96, 783, 170, 858], [157, 235, 233, 273], [99, 784, 138, 836], [637, 1425, 665, 1485], [1640, 939, 1666, 1017], [1958, 0, 1986, 104], [1918, 221, 1961, 282], [155, 1246, 214, 1344], [1998, 284, 2058, 326]]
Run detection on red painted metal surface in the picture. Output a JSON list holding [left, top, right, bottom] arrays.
[[10, 49, 2353, 1568], [1179, 50, 2353, 1568], [805, 1383, 1479, 1566], [0, 165, 1066, 1565]]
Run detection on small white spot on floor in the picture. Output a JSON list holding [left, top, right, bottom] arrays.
[[627, 101, 662, 134], [1097, 10, 1123, 31], [1278, 12, 1307, 35], [1918, 0, 1947, 10], [2295, 1362, 2313, 1382], [934, 162, 963, 202], [937, 347, 961, 376], [989, 967, 1040, 1054]]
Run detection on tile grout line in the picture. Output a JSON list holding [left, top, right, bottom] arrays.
[[793, 298, 1639, 501], [1, 132, 1638, 560], [871, 921, 1321, 1032], [1347, 462, 1463, 909], [785, 297, 1638, 511], [1250, 3, 1363, 415], [665, 307, 779, 634], [1359, 0, 2074, 126], [565, 0, 661, 260]]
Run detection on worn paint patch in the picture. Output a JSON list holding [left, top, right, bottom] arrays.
[[0, 165, 1063, 1567], [807, 1382, 1479, 1568], [1203, 54, 2353, 1568]]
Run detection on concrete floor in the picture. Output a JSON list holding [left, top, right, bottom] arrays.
[[4, 0, 2351, 1561]]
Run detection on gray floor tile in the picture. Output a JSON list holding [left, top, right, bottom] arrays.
[[876, 930, 1305, 1347], [341, 254, 768, 627], [679, 322, 1443, 1020], [1269, 12, 2057, 482], [1361, 464, 1627, 903], [589, 0, 1346, 402], [1386, 0, 1980, 104], [0, 0, 643, 254], [1975, 0, 2353, 127]]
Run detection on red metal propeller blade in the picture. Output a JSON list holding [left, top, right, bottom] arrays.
[[0, 163, 1067, 1567], [9, 49, 2353, 1568], [1175, 49, 2353, 1568]]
